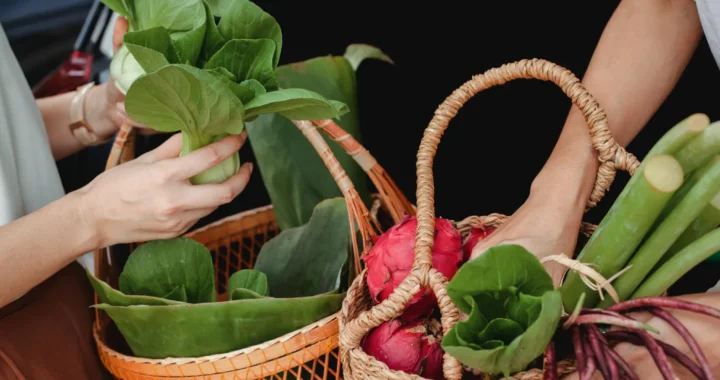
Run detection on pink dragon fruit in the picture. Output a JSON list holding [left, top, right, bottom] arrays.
[[462, 225, 496, 262], [364, 215, 463, 321], [362, 318, 444, 380]]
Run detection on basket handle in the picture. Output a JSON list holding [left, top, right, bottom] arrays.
[[414, 58, 640, 273]]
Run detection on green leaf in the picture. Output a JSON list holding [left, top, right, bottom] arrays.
[[162, 285, 189, 302], [218, 0, 282, 68], [123, 27, 180, 73], [206, 67, 237, 81], [131, 0, 207, 64], [447, 244, 554, 314], [343, 44, 394, 71], [245, 53, 370, 230], [442, 245, 563, 377], [444, 291, 562, 377], [100, 0, 131, 18], [229, 288, 265, 301], [118, 238, 216, 303], [507, 293, 543, 330], [125, 64, 244, 136], [240, 79, 267, 96], [95, 291, 344, 358], [244, 88, 349, 120], [476, 319, 524, 345], [228, 269, 269, 297], [253, 198, 351, 298], [86, 269, 185, 307], [204, 39, 277, 89], [200, 0, 226, 62], [204, 0, 232, 17]]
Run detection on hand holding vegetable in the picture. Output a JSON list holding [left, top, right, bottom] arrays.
[[76, 132, 253, 248]]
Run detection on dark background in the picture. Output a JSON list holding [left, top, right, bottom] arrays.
[[5, 1, 720, 289]]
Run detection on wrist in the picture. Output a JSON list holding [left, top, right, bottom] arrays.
[[64, 190, 102, 253], [83, 83, 118, 141]]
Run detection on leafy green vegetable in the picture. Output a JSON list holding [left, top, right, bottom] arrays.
[[246, 44, 392, 230], [442, 244, 563, 377], [245, 89, 349, 120], [87, 269, 185, 306], [228, 269, 269, 296], [118, 237, 216, 303], [104, 0, 350, 184], [254, 198, 353, 298], [93, 289, 344, 358]]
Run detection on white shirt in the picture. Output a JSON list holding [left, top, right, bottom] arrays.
[[0, 23, 94, 278], [697, 0, 720, 69]]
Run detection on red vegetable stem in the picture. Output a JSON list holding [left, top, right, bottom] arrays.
[[602, 345, 639, 380], [606, 330, 703, 379], [633, 328, 677, 380], [573, 313, 659, 334], [647, 307, 715, 380], [589, 325, 619, 380], [581, 338, 598, 380], [543, 340, 558, 380], [607, 296, 720, 319], [586, 326, 611, 379], [572, 326, 587, 375]]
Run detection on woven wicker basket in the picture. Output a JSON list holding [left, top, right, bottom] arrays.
[[91, 115, 413, 379], [338, 58, 642, 380]]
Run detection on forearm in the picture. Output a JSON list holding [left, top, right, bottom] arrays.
[[534, 0, 703, 208], [37, 84, 114, 160], [0, 192, 98, 307]]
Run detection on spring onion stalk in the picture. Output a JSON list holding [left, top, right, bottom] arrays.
[[597, 157, 720, 307], [675, 121, 720, 173], [646, 113, 710, 157], [653, 156, 719, 229], [631, 228, 720, 298], [560, 154, 684, 311], [657, 191, 720, 267]]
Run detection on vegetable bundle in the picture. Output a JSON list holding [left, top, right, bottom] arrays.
[[101, 0, 348, 184], [444, 113, 720, 379], [87, 198, 353, 358], [561, 114, 720, 310]]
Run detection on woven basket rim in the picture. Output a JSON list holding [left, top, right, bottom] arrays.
[[94, 312, 339, 366], [184, 204, 275, 238]]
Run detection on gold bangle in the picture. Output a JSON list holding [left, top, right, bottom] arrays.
[[68, 82, 110, 146]]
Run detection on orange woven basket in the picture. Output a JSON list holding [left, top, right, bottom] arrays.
[[91, 117, 413, 380], [338, 58, 642, 380]]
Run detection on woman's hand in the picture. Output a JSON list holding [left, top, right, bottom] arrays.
[[76, 132, 253, 248]]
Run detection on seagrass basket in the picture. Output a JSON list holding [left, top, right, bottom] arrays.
[[91, 115, 414, 379], [337, 58, 642, 380]]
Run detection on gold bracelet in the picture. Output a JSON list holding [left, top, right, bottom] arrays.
[[68, 82, 111, 146]]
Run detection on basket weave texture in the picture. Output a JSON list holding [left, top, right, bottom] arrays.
[[338, 58, 641, 380], [91, 113, 413, 378]]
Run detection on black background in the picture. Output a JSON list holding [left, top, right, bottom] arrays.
[[12, 0, 720, 291]]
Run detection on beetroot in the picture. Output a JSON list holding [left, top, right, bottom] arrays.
[[362, 318, 444, 380], [364, 215, 463, 321], [462, 225, 496, 261]]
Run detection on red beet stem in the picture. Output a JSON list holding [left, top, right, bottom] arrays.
[[573, 313, 660, 334], [581, 338, 598, 380], [632, 328, 677, 380], [606, 330, 703, 379], [648, 307, 715, 380], [603, 345, 640, 380], [586, 326, 611, 379], [589, 325, 619, 380], [607, 297, 720, 319], [544, 340, 558, 380], [572, 326, 587, 375]]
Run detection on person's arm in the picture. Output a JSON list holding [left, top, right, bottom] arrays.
[[470, 0, 704, 286], [37, 84, 119, 160], [0, 133, 253, 307], [535, 0, 704, 211]]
